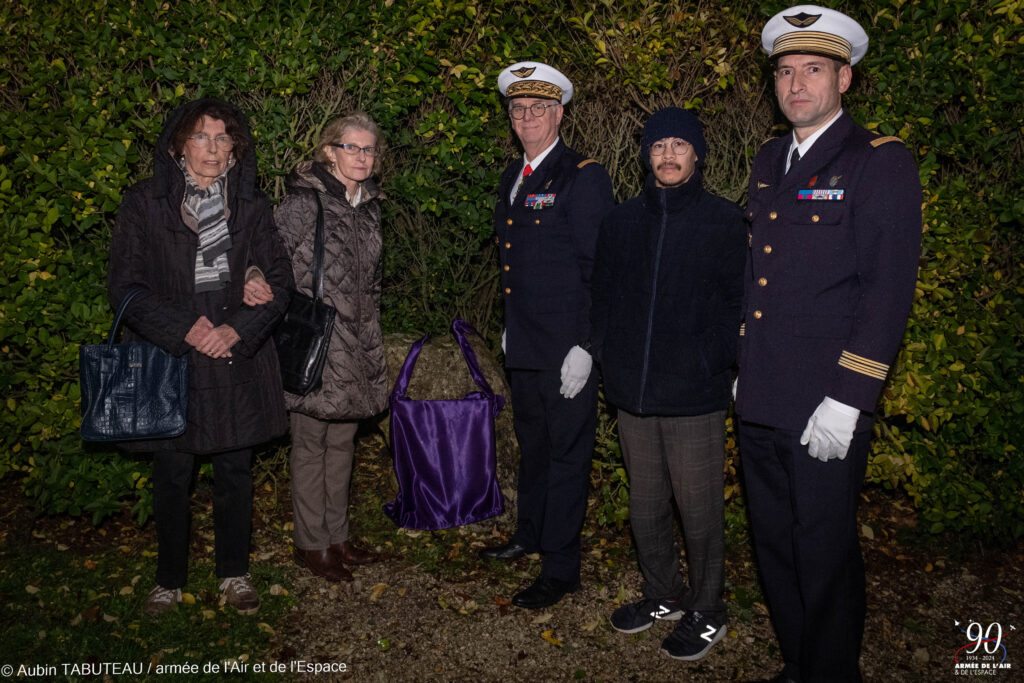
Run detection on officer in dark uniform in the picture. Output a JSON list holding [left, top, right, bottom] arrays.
[[736, 6, 922, 681], [479, 61, 615, 609]]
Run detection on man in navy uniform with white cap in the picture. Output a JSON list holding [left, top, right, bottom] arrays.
[[736, 5, 921, 681], [479, 61, 614, 610]]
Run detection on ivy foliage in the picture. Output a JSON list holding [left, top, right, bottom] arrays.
[[1, 0, 1021, 537]]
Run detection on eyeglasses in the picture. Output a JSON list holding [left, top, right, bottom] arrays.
[[330, 142, 378, 157], [508, 102, 560, 120], [650, 139, 692, 156], [187, 133, 235, 150]]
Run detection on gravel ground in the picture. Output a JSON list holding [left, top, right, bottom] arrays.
[[260, 436, 1024, 682]]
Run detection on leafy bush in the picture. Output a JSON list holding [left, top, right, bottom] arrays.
[[1, 0, 1020, 539]]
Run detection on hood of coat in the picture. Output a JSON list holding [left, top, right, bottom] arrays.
[[152, 97, 259, 202], [285, 160, 383, 204], [643, 166, 704, 213]]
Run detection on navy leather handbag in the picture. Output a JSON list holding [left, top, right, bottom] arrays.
[[79, 288, 189, 442]]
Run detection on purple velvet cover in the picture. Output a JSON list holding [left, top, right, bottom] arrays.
[[383, 319, 505, 530]]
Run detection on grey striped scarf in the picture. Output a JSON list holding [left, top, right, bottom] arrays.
[[183, 172, 232, 292]]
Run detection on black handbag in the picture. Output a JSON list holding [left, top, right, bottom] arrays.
[[79, 288, 189, 442], [275, 190, 337, 395]]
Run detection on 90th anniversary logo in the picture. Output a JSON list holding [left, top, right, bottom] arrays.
[[954, 620, 1015, 676]]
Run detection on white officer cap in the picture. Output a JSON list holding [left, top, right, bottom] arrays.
[[497, 61, 573, 105], [762, 5, 869, 66]]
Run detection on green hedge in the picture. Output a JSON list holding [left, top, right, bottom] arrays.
[[1, 0, 1021, 537]]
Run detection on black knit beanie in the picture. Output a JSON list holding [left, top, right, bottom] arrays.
[[641, 107, 707, 169]]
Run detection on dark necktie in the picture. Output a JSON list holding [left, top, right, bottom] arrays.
[[786, 148, 800, 175]]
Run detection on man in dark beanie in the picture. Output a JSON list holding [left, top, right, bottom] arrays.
[[591, 107, 745, 661]]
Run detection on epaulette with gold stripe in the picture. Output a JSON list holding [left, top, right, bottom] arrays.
[[577, 159, 598, 169], [870, 135, 903, 148]]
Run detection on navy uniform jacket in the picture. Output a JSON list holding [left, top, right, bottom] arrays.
[[736, 111, 922, 431], [494, 140, 615, 370]]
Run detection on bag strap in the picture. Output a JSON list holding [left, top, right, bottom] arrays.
[[107, 286, 146, 348], [451, 319, 505, 414], [390, 321, 505, 416], [391, 334, 430, 400], [311, 191, 326, 302]]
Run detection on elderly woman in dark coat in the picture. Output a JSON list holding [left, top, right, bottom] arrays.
[[272, 112, 389, 582], [107, 97, 293, 617]]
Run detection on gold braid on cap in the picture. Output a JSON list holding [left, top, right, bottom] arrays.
[[506, 80, 563, 100], [772, 31, 853, 62]]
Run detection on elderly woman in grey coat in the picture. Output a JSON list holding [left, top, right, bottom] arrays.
[[273, 113, 389, 581]]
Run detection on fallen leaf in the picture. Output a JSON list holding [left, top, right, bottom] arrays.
[[370, 583, 388, 602], [269, 584, 287, 596], [861, 524, 874, 540], [541, 629, 563, 647], [119, 586, 134, 596], [493, 596, 511, 606], [532, 612, 553, 624], [201, 609, 216, 619], [581, 618, 601, 632], [181, 592, 196, 604], [25, 585, 39, 595], [257, 622, 274, 634], [102, 614, 118, 623]]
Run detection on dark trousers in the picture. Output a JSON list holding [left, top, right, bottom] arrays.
[[152, 449, 253, 589], [739, 419, 871, 683], [618, 410, 727, 622], [509, 368, 597, 582]]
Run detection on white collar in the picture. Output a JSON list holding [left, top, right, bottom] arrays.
[[788, 108, 844, 167], [521, 137, 560, 174]]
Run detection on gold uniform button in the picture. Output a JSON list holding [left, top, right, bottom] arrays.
[[769, 211, 778, 220], [758, 277, 767, 287], [505, 242, 511, 249], [506, 218, 513, 225], [504, 287, 511, 294], [754, 310, 763, 319], [811, 214, 820, 223], [534, 219, 540, 224], [763, 245, 772, 254], [503, 265, 510, 271]]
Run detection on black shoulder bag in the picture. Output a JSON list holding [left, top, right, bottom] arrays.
[[275, 191, 337, 395]]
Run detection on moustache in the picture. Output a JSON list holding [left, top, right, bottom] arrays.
[[656, 162, 682, 171]]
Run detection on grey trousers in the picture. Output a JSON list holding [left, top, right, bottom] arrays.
[[289, 412, 359, 551], [618, 409, 727, 621]]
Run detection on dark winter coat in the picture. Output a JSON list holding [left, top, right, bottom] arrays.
[[591, 171, 746, 416], [274, 161, 388, 420], [106, 98, 293, 454]]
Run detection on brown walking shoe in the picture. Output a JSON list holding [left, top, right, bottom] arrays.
[[330, 540, 379, 566], [218, 574, 260, 615], [295, 547, 353, 582]]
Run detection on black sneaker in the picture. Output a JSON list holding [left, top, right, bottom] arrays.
[[610, 597, 683, 634], [661, 610, 726, 661]]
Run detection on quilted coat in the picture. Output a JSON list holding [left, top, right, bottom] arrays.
[[106, 98, 294, 454], [274, 161, 388, 420]]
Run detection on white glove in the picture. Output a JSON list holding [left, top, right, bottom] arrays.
[[732, 377, 738, 400], [559, 345, 592, 399], [800, 397, 860, 462], [501, 329, 506, 353]]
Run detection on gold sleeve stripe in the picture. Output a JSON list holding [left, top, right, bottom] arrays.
[[577, 159, 598, 169], [838, 350, 889, 380], [739, 323, 745, 337], [870, 135, 903, 147]]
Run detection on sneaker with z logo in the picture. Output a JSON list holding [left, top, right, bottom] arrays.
[[610, 597, 684, 634]]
